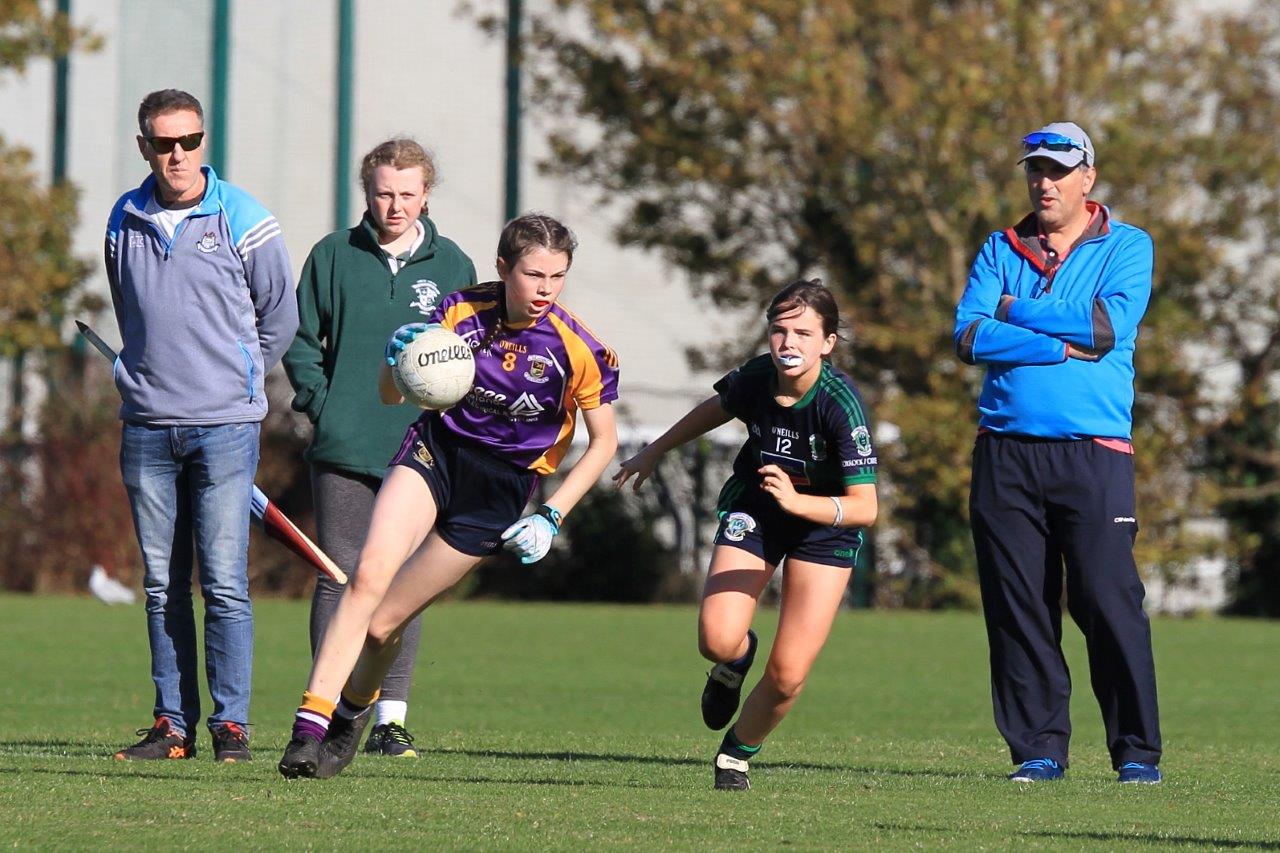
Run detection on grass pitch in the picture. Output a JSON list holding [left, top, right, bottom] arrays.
[[0, 594, 1276, 849]]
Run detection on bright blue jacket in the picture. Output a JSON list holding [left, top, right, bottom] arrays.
[[953, 203, 1152, 439], [105, 166, 298, 425]]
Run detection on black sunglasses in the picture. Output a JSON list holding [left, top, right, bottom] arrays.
[[145, 132, 204, 154]]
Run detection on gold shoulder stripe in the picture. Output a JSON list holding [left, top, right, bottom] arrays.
[[442, 300, 497, 331], [547, 312, 605, 408], [552, 302, 617, 365]]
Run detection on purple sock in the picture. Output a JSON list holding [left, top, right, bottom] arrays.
[[292, 712, 330, 743]]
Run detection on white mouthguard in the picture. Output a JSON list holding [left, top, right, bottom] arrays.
[[779, 354, 804, 367]]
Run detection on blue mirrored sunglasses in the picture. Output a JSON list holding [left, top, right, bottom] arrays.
[[1022, 131, 1085, 152]]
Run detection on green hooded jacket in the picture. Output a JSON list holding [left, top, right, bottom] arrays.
[[283, 213, 477, 477]]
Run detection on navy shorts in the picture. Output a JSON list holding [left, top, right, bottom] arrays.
[[713, 476, 863, 569], [390, 413, 539, 557]]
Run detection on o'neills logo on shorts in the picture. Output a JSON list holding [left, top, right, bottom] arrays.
[[417, 345, 473, 367]]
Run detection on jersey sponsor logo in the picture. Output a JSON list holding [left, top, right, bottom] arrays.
[[409, 279, 441, 316], [750, 423, 762, 437], [129, 233, 146, 249], [809, 434, 827, 461], [760, 450, 809, 485], [852, 425, 873, 457], [772, 426, 801, 439], [508, 392, 545, 417], [721, 511, 757, 542], [842, 457, 877, 468], [1114, 516, 1137, 523], [465, 384, 509, 415], [196, 231, 220, 253], [469, 385, 508, 404], [524, 354, 551, 383]]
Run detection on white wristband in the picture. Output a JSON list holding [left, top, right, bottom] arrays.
[[829, 496, 843, 527]]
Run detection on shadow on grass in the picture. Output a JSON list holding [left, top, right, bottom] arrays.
[[1021, 829, 1280, 849], [0, 741, 994, 783], [0, 766, 223, 783], [0, 740, 114, 759], [337, 770, 641, 789], [422, 747, 987, 780]]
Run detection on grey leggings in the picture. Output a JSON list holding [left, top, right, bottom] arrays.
[[309, 464, 422, 704]]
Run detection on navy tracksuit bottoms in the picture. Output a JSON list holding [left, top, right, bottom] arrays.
[[969, 433, 1162, 770]]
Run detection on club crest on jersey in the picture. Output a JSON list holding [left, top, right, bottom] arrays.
[[410, 280, 441, 315], [809, 434, 827, 461], [721, 511, 757, 542], [524, 354, 551, 383], [413, 441, 435, 469], [852, 425, 873, 457], [196, 232, 220, 253]]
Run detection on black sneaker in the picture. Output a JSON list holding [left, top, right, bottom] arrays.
[[113, 718, 195, 761], [714, 753, 751, 790], [278, 736, 322, 779], [315, 710, 372, 779], [364, 722, 418, 757], [702, 629, 758, 730], [211, 722, 252, 763]]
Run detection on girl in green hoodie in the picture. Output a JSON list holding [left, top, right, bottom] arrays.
[[282, 138, 476, 757]]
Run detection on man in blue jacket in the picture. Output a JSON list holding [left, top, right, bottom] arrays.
[[954, 122, 1162, 784], [105, 89, 298, 763]]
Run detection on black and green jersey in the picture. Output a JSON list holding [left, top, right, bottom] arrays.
[[714, 354, 877, 496]]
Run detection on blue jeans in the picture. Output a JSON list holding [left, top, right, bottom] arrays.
[[120, 421, 260, 735]]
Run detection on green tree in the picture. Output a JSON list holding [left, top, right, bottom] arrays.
[[0, 2, 107, 593], [0, 0, 98, 433], [512, 0, 1280, 610]]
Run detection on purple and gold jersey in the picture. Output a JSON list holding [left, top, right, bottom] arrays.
[[431, 282, 620, 474], [715, 354, 877, 495]]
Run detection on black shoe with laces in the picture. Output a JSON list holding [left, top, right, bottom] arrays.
[[211, 722, 252, 763], [364, 721, 418, 757], [714, 753, 751, 790], [702, 629, 758, 730], [113, 718, 195, 761], [278, 736, 322, 779], [315, 710, 372, 779]]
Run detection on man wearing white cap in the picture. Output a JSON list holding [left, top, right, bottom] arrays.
[[953, 122, 1163, 784]]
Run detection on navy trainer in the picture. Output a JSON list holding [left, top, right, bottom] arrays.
[[1117, 762, 1162, 784]]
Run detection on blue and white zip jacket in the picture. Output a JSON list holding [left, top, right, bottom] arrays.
[[953, 202, 1153, 440], [104, 166, 298, 425]]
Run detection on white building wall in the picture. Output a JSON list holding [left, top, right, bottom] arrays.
[[0, 0, 743, 442]]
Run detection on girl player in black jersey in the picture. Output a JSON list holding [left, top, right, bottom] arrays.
[[615, 279, 878, 790]]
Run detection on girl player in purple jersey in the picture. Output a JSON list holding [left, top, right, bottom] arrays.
[[279, 214, 620, 779], [615, 279, 878, 790]]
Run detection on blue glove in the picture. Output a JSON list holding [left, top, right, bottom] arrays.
[[384, 322, 434, 365], [500, 504, 562, 565]]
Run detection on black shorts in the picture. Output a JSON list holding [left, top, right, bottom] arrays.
[[713, 476, 863, 569], [390, 413, 538, 557]]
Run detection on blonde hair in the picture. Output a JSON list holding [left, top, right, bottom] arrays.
[[359, 137, 437, 193]]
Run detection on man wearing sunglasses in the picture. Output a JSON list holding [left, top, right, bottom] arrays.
[[953, 122, 1162, 785], [104, 89, 298, 764]]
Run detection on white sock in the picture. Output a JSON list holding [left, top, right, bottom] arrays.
[[375, 699, 408, 727]]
